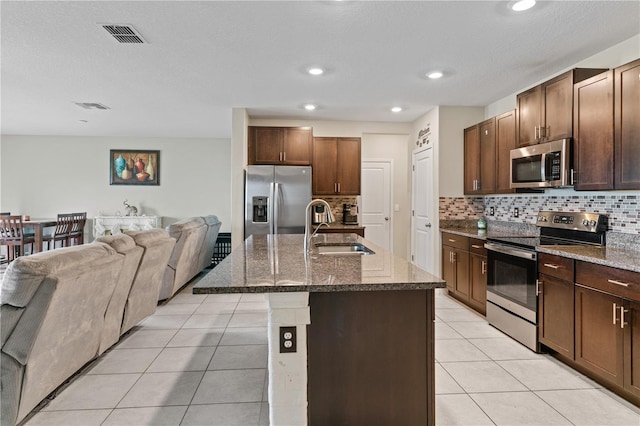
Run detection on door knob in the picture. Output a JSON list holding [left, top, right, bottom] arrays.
[[385, 217, 390, 221], [425, 223, 432, 228]]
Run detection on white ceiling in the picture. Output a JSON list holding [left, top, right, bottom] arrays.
[[2, 1, 639, 139]]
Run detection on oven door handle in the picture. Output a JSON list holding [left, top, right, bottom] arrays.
[[484, 242, 537, 261]]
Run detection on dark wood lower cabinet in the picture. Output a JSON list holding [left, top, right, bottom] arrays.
[[575, 285, 624, 386], [469, 253, 487, 315], [624, 300, 640, 398], [307, 290, 435, 425], [538, 273, 574, 359]]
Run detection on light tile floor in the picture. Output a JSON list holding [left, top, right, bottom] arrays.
[[19, 278, 640, 426]]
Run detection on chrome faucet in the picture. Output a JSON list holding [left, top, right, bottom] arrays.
[[304, 199, 334, 253]]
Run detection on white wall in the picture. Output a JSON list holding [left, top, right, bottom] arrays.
[[361, 133, 411, 259], [1, 135, 232, 232], [485, 33, 640, 118]]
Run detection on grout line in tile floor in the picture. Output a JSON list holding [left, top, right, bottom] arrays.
[[18, 278, 640, 426]]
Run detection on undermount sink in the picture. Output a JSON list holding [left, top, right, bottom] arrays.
[[315, 243, 375, 256]]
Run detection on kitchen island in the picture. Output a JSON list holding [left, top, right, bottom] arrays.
[[193, 233, 445, 425]]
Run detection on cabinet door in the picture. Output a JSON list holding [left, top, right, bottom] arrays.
[[464, 125, 480, 194], [312, 137, 338, 195], [496, 110, 516, 194], [336, 138, 361, 195], [624, 300, 640, 397], [516, 85, 542, 147], [573, 70, 614, 191], [453, 249, 470, 299], [575, 285, 624, 386], [538, 273, 574, 359], [283, 128, 312, 165], [442, 245, 456, 292], [249, 127, 283, 164], [542, 71, 574, 142], [615, 59, 640, 190], [469, 253, 487, 315], [479, 118, 496, 194]]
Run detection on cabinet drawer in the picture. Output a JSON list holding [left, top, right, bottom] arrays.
[[538, 253, 574, 281], [469, 238, 487, 255], [441, 232, 469, 250], [576, 260, 640, 302]]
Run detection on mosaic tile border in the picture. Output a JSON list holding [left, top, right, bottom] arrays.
[[440, 194, 640, 235]]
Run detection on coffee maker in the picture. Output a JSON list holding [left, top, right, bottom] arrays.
[[342, 204, 358, 224]]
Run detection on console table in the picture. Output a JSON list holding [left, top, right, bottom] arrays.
[[93, 216, 162, 239]]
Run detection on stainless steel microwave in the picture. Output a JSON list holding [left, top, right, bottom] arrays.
[[510, 139, 573, 188]]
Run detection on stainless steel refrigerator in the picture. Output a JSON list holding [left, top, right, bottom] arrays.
[[244, 165, 312, 237]]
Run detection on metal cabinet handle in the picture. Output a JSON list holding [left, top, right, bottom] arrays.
[[621, 306, 629, 329], [283, 152, 286, 162], [452, 252, 456, 263], [481, 260, 487, 275], [448, 239, 456, 243], [613, 303, 619, 325], [534, 126, 538, 141], [536, 279, 543, 296], [337, 183, 341, 193], [608, 279, 630, 287], [543, 263, 560, 269], [471, 244, 482, 249]]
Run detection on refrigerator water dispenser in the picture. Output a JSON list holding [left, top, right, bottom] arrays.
[[252, 196, 268, 222]]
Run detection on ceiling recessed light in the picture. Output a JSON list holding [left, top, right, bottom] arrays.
[[427, 71, 443, 79], [391, 107, 402, 113], [511, 0, 536, 12], [308, 67, 324, 76], [304, 104, 317, 111]]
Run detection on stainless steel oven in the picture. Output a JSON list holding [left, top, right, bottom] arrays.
[[484, 211, 607, 353], [485, 240, 539, 351]]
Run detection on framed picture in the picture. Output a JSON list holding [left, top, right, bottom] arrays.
[[110, 149, 159, 186]]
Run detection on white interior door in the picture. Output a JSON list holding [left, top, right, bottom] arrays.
[[411, 148, 435, 274], [361, 160, 392, 252]]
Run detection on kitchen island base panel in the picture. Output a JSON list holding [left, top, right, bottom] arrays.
[[307, 289, 435, 425], [266, 292, 311, 425]]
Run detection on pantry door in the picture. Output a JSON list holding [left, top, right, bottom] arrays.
[[411, 147, 436, 274], [361, 160, 392, 252]]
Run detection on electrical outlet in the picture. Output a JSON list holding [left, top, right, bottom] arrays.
[[279, 326, 296, 353], [514, 207, 519, 218], [489, 207, 495, 216]]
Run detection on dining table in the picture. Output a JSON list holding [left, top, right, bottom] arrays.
[[23, 219, 56, 254]]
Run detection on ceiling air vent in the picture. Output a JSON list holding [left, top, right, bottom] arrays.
[[101, 24, 146, 44], [75, 102, 110, 110]]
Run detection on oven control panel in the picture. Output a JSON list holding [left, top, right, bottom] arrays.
[[536, 211, 607, 232]]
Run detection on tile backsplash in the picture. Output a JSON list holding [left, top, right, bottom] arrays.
[[440, 194, 640, 234]]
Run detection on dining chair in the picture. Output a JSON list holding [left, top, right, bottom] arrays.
[[0, 215, 35, 262], [42, 213, 74, 251], [68, 212, 87, 246]]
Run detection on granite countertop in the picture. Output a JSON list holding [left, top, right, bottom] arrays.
[[317, 223, 365, 230], [193, 233, 445, 294], [440, 221, 640, 273], [537, 245, 640, 273]]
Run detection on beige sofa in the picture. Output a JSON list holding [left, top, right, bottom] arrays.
[[160, 215, 221, 300], [1, 229, 176, 426], [1, 243, 125, 426]]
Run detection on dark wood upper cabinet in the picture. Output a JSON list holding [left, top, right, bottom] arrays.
[[495, 110, 516, 194], [614, 58, 640, 190], [248, 126, 312, 165], [312, 137, 361, 195], [516, 68, 607, 147], [573, 70, 614, 190], [464, 118, 496, 195]]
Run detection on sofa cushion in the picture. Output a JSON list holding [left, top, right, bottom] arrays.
[[123, 229, 176, 332], [95, 234, 144, 353]]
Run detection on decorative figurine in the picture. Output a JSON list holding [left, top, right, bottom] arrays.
[[123, 199, 138, 216]]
